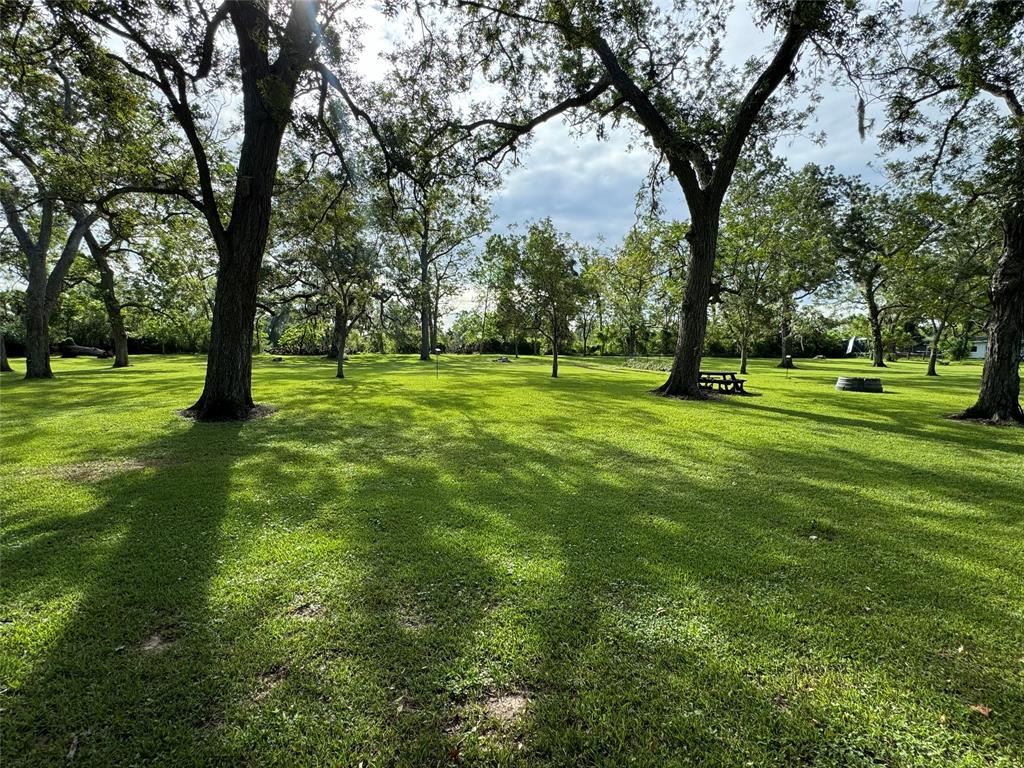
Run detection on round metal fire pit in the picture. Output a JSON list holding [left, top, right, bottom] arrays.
[[835, 376, 883, 393]]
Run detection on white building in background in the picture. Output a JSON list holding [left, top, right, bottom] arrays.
[[967, 336, 988, 359]]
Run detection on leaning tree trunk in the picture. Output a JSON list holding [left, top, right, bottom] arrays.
[[957, 207, 1024, 423], [91, 245, 129, 367], [657, 214, 718, 398], [926, 319, 945, 377], [0, 332, 12, 373]]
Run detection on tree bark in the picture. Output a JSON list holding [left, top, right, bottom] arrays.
[[87, 236, 129, 367], [777, 312, 794, 368], [186, 1, 320, 420], [0, 332, 12, 372], [865, 283, 886, 368], [189, 117, 288, 419], [430, 293, 439, 351], [657, 214, 717, 398], [551, 324, 559, 378], [739, 338, 748, 375], [926, 319, 945, 377], [335, 304, 348, 379], [957, 207, 1023, 423], [23, 289, 52, 379], [18, 214, 95, 379], [479, 287, 488, 355], [419, 242, 432, 361]]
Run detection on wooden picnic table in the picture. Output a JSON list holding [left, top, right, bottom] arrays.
[[698, 370, 746, 394]]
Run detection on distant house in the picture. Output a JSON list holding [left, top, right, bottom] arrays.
[[954, 335, 1022, 361], [966, 336, 988, 360]]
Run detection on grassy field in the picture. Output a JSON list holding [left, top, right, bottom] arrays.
[[1, 353, 1022, 767]]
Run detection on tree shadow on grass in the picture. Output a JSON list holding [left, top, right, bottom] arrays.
[[1, 420, 262, 765], [484, 429, 1023, 765], [3, 357, 1021, 766], [260, 393, 1022, 765]]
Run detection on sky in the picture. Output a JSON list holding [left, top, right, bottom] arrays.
[[352, 3, 895, 318], [357, 4, 891, 251]]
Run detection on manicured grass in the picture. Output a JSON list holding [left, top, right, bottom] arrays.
[[1, 353, 1022, 767]]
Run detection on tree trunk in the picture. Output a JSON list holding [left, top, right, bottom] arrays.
[[186, 1, 319, 420], [957, 207, 1023, 423], [89, 242, 129, 367], [0, 332, 12, 372], [551, 326, 559, 378], [378, 297, 386, 353], [24, 290, 52, 379], [865, 287, 886, 368], [657, 213, 717, 398], [926, 319, 945, 377], [430, 299, 439, 351], [739, 338, 748, 375], [479, 288, 488, 355], [777, 309, 796, 368], [335, 307, 348, 379], [327, 303, 344, 360], [419, 245, 431, 361], [189, 117, 288, 419]]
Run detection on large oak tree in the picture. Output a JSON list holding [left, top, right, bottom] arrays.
[[430, 0, 861, 397], [865, 0, 1023, 422], [66, 0, 379, 419]]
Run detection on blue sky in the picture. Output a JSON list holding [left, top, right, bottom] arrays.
[[482, 8, 891, 248]]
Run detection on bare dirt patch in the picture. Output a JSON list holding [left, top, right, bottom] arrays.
[[397, 604, 431, 632], [288, 599, 325, 620], [51, 457, 164, 483], [253, 665, 289, 701], [483, 692, 531, 725], [140, 631, 175, 654]]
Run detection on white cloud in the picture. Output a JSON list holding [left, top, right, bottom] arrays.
[[486, 4, 891, 247]]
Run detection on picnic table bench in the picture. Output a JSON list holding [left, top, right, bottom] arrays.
[[699, 370, 746, 394]]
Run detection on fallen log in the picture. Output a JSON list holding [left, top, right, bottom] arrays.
[[59, 339, 113, 359]]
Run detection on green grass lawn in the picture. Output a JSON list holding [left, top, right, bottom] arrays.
[[1, 354, 1022, 767]]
